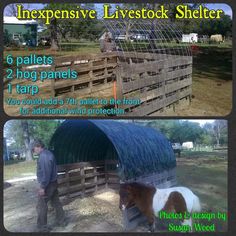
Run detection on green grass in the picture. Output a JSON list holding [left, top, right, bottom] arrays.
[[195, 42, 232, 48], [4, 160, 37, 180], [3, 42, 100, 69], [181, 150, 228, 159], [193, 46, 232, 81], [176, 155, 227, 231], [59, 41, 100, 52], [3, 41, 100, 61], [117, 41, 232, 51]]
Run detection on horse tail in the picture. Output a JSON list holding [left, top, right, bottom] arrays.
[[192, 195, 201, 212]]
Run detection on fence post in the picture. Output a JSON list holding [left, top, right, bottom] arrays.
[[65, 168, 70, 201], [115, 57, 123, 102], [71, 59, 75, 93], [51, 64, 56, 97], [94, 167, 98, 192], [105, 160, 108, 189], [104, 57, 108, 84], [80, 167, 85, 197], [88, 59, 93, 93]]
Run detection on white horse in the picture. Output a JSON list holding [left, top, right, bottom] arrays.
[[119, 182, 201, 232], [153, 186, 201, 231]]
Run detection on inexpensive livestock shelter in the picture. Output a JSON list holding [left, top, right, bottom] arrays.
[[50, 120, 177, 230], [19, 19, 192, 116], [104, 19, 192, 116]]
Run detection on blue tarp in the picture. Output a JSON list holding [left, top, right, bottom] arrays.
[[50, 120, 176, 180]]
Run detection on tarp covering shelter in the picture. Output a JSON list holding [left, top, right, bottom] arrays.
[[50, 120, 176, 180]]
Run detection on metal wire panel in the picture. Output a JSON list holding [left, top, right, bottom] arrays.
[[102, 19, 191, 56], [100, 19, 192, 115]]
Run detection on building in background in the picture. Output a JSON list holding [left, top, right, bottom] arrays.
[[182, 33, 198, 43], [4, 16, 38, 47]]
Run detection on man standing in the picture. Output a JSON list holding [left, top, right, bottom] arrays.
[[100, 31, 116, 52], [32, 139, 65, 232]]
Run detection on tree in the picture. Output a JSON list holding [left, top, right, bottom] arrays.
[[137, 120, 205, 145], [41, 3, 102, 49], [4, 4, 31, 16], [145, 120, 177, 139], [212, 120, 227, 146], [21, 120, 33, 161], [42, 3, 80, 50], [196, 13, 231, 37], [4, 120, 62, 161], [203, 120, 227, 146], [169, 4, 232, 37], [50, 17, 59, 50]]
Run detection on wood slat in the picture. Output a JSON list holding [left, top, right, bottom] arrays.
[[118, 51, 192, 62], [57, 161, 106, 172], [123, 86, 191, 116], [54, 52, 117, 65]]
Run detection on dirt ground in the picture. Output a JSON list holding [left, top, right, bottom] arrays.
[[4, 181, 123, 232], [155, 77, 232, 116], [155, 47, 232, 116], [4, 156, 227, 233], [4, 76, 232, 117]]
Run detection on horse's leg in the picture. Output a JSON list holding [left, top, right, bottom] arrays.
[[169, 192, 192, 232], [143, 208, 156, 232], [182, 217, 192, 232]]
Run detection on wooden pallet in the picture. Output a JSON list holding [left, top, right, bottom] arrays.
[[116, 52, 192, 116]]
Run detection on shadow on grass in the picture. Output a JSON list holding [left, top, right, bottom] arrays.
[[180, 150, 227, 159], [4, 159, 26, 166], [60, 43, 100, 51], [193, 47, 232, 81]]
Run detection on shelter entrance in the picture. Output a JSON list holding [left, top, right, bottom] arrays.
[[50, 120, 177, 230]]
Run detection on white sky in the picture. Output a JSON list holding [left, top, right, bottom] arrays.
[[183, 119, 215, 126]]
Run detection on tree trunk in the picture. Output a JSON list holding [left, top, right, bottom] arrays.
[[125, 21, 131, 41], [214, 121, 221, 147], [21, 121, 33, 161], [216, 123, 220, 147], [50, 18, 59, 51]]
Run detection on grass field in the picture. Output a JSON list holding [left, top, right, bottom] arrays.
[[193, 47, 232, 81], [4, 160, 36, 180], [176, 154, 227, 232], [3, 41, 232, 63]]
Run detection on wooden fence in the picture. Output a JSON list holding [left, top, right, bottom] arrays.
[[57, 160, 177, 231], [57, 160, 119, 200], [47, 51, 192, 116], [116, 52, 192, 116], [51, 52, 118, 99]]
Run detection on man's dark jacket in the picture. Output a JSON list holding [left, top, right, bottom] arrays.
[[37, 149, 57, 189]]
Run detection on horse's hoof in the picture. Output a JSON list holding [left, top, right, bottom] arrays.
[[148, 227, 155, 232]]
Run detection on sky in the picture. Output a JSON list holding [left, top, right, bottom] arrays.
[[184, 119, 215, 126], [207, 3, 232, 17]]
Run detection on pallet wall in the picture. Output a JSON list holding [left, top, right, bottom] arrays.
[[57, 160, 119, 200], [51, 52, 118, 99], [44, 51, 192, 116], [116, 52, 192, 116]]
